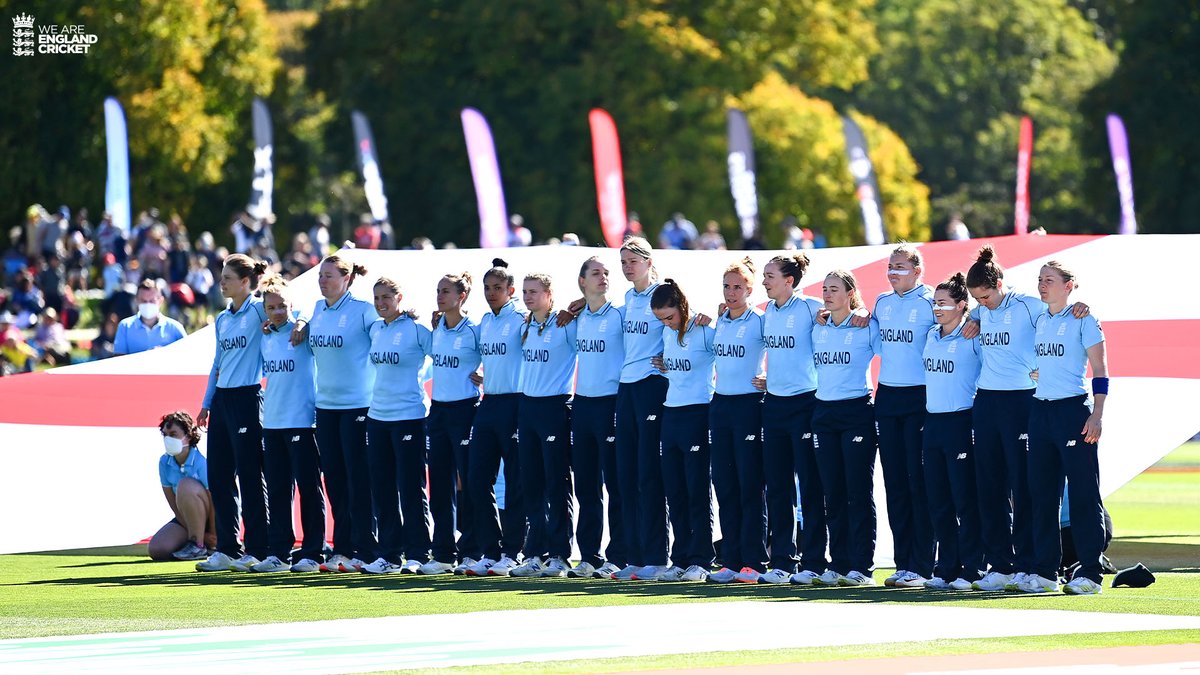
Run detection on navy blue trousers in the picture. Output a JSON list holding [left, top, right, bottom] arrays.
[[813, 395, 877, 575], [262, 427, 325, 562], [428, 397, 478, 563], [317, 407, 377, 560], [710, 393, 767, 572], [366, 417, 429, 563], [572, 394, 625, 567], [518, 394, 575, 560], [661, 403, 715, 568], [972, 389, 1034, 574], [922, 410, 983, 582], [761, 391, 826, 572], [876, 384, 934, 577], [1028, 396, 1105, 583], [208, 385, 267, 559], [467, 394, 526, 561], [615, 375, 669, 567]]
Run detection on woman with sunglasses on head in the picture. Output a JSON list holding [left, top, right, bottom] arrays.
[[810, 269, 881, 587], [509, 273, 578, 578], [921, 273, 984, 591], [461, 260, 529, 578], [706, 258, 769, 584]]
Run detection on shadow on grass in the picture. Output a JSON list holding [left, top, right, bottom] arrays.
[[8, 569, 1042, 607], [1109, 538, 1200, 573]]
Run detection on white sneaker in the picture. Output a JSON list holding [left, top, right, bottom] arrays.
[[1019, 573, 1060, 594], [229, 554, 261, 572], [343, 558, 366, 572], [487, 556, 518, 577], [594, 562, 621, 579], [510, 557, 545, 578], [655, 565, 686, 582], [611, 564, 642, 580], [972, 571, 1014, 591], [196, 551, 234, 572], [320, 554, 351, 573], [567, 561, 596, 579], [361, 557, 404, 574], [291, 558, 320, 573], [1063, 576, 1103, 595], [949, 577, 975, 591], [924, 576, 950, 590], [631, 565, 664, 581], [1005, 571, 1030, 592], [682, 565, 709, 582], [709, 567, 738, 584], [790, 569, 820, 585], [418, 560, 454, 575], [813, 569, 841, 586], [250, 555, 290, 573], [464, 558, 496, 577], [453, 557, 478, 575], [758, 568, 790, 584], [884, 569, 908, 587], [894, 571, 928, 588], [541, 557, 570, 578], [735, 567, 762, 584], [401, 559, 423, 574], [840, 570, 876, 586]]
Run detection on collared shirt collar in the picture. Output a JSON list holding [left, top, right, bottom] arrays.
[[583, 301, 614, 318], [323, 292, 352, 312], [769, 294, 800, 312]]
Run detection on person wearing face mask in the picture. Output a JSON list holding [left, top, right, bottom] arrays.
[[148, 410, 216, 562], [114, 279, 187, 355]]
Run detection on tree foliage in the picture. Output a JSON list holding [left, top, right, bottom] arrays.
[[1079, 1, 1200, 234], [841, 0, 1116, 236], [0, 0, 277, 237]]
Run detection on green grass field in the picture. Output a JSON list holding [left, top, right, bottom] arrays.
[[3, 443, 1198, 672]]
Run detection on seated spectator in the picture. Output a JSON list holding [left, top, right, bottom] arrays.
[[90, 312, 119, 361], [697, 220, 727, 250], [659, 212, 698, 250], [148, 410, 216, 561], [8, 270, 44, 328], [33, 307, 72, 367], [0, 311, 37, 375], [114, 279, 187, 355]]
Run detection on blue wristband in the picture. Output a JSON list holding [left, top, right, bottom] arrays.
[[1092, 377, 1109, 396]]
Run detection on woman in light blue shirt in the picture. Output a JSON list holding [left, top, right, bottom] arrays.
[[308, 255, 380, 573], [811, 270, 881, 587], [422, 272, 483, 575], [921, 272, 983, 591], [1023, 261, 1108, 596], [363, 276, 433, 576], [257, 274, 324, 573], [149, 410, 214, 562], [462, 260, 529, 578], [874, 244, 937, 588], [758, 253, 828, 585], [568, 256, 626, 580], [707, 258, 768, 584], [649, 279, 715, 582], [195, 254, 270, 573], [509, 273, 578, 578]]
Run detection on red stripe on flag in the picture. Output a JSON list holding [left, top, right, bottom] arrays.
[[801, 234, 1103, 305], [0, 373, 209, 426], [1103, 320, 1200, 379]]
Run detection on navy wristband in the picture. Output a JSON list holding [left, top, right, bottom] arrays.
[[1092, 377, 1109, 396]]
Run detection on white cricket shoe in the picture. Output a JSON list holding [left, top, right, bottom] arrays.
[[453, 557, 478, 575], [510, 557, 546, 578], [541, 557, 570, 578], [487, 556, 518, 577], [464, 558, 496, 577], [1019, 573, 1061, 594], [1005, 571, 1030, 592], [893, 571, 928, 588], [196, 551, 234, 572], [567, 561, 596, 579], [708, 567, 738, 584], [250, 555, 290, 573], [839, 570, 876, 587], [883, 569, 908, 587], [361, 557, 404, 574], [418, 560, 454, 575], [790, 569, 820, 585], [735, 567, 762, 584], [949, 577, 975, 591], [1063, 576, 1103, 595], [757, 568, 790, 584], [813, 569, 842, 586], [924, 576, 950, 590], [682, 565, 709, 582], [972, 571, 1014, 591], [290, 558, 320, 573], [594, 562, 621, 579], [229, 554, 261, 572]]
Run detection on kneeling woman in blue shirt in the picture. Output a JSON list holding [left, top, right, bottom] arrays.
[[921, 273, 984, 591], [149, 410, 215, 562], [1022, 261, 1108, 595], [811, 270, 881, 587], [510, 273, 579, 578], [650, 279, 716, 582]]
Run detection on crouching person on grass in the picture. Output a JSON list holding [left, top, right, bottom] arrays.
[[148, 411, 216, 561]]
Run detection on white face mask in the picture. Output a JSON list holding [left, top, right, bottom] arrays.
[[163, 436, 185, 457], [138, 302, 160, 321]]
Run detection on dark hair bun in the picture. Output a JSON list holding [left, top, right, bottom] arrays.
[[492, 258, 508, 268], [252, 261, 269, 275], [741, 257, 756, 274], [976, 245, 995, 264]]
